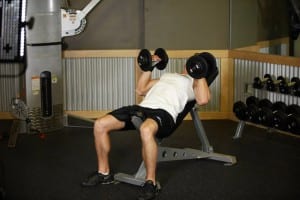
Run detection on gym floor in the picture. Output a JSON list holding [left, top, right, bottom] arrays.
[[0, 119, 300, 200]]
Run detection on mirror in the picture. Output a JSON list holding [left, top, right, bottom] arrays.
[[230, 0, 300, 57]]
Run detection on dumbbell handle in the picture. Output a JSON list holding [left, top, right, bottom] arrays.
[[287, 78, 300, 87], [151, 55, 162, 66], [271, 79, 284, 85], [266, 77, 285, 91], [279, 78, 300, 94], [255, 77, 269, 83], [280, 81, 298, 89], [252, 74, 271, 89]]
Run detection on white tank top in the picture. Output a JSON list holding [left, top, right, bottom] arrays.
[[139, 73, 195, 122]]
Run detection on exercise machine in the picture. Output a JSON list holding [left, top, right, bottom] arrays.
[[8, 0, 102, 147]]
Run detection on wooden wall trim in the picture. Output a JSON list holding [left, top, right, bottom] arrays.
[[63, 50, 140, 58], [0, 110, 237, 121], [229, 50, 300, 67], [234, 37, 289, 53], [65, 111, 231, 120], [165, 50, 229, 58], [63, 49, 229, 59], [0, 112, 15, 120], [64, 49, 300, 67], [220, 57, 234, 113], [256, 37, 289, 48], [65, 111, 110, 119]]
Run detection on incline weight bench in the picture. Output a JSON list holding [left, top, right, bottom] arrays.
[[114, 64, 237, 187]]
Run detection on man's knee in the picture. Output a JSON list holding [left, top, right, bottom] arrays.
[[94, 115, 125, 135], [94, 116, 110, 134], [140, 122, 157, 142]]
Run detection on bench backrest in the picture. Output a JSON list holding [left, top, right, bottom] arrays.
[[158, 64, 219, 139]]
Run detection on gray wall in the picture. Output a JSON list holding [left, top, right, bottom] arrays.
[[230, 0, 258, 49], [63, 0, 230, 50], [256, 0, 289, 41], [63, 0, 289, 50], [63, 0, 144, 49], [144, 0, 229, 50], [230, 0, 289, 49]]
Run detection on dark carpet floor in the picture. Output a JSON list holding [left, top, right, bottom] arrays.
[[0, 119, 300, 200]]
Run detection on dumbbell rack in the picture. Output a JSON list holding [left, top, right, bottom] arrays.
[[233, 80, 300, 139], [233, 117, 300, 139]]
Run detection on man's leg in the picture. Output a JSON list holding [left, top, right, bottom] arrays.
[[138, 118, 160, 200], [139, 118, 159, 183], [94, 114, 125, 174], [81, 114, 125, 187]]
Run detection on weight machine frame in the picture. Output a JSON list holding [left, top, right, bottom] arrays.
[[8, 0, 103, 148]]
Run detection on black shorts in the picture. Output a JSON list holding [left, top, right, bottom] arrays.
[[108, 105, 175, 138]]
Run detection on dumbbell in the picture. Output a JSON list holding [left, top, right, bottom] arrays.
[[256, 100, 287, 129], [137, 48, 169, 71], [255, 98, 274, 125], [291, 78, 300, 97], [278, 77, 300, 94], [246, 96, 259, 106], [288, 115, 300, 135], [233, 101, 248, 121], [245, 96, 260, 123], [185, 52, 217, 79], [270, 102, 288, 130], [233, 96, 259, 121], [252, 74, 272, 89], [286, 104, 300, 134], [266, 76, 286, 92]]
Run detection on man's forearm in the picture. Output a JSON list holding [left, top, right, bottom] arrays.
[[193, 78, 211, 105], [136, 71, 155, 96]]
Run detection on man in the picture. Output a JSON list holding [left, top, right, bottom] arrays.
[[81, 54, 211, 200]]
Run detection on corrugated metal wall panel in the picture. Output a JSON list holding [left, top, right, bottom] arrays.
[[0, 63, 21, 111], [234, 59, 300, 105], [63, 57, 136, 110], [63, 57, 221, 112], [2, 57, 298, 114]]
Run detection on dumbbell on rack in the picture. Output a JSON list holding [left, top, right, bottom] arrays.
[[256, 99, 275, 126], [270, 102, 288, 130], [278, 77, 300, 95], [279, 77, 299, 94], [233, 96, 266, 123], [292, 80, 300, 97], [266, 76, 286, 92], [233, 96, 300, 137], [233, 96, 288, 129], [245, 96, 260, 123], [286, 77, 300, 97], [247, 97, 274, 124], [233, 101, 248, 121], [233, 96, 259, 121], [286, 105, 300, 135], [137, 48, 169, 71], [252, 74, 272, 89]]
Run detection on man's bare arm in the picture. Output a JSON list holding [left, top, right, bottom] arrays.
[[193, 78, 211, 105], [136, 71, 159, 96]]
